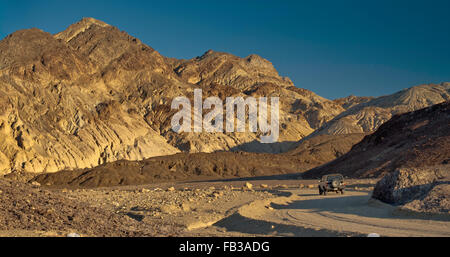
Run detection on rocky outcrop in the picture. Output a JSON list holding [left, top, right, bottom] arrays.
[[372, 166, 448, 204], [372, 166, 449, 214], [172, 50, 294, 89], [333, 95, 374, 110], [402, 183, 450, 214]]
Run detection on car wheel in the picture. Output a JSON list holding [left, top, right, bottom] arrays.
[[331, 179, 339, 188]]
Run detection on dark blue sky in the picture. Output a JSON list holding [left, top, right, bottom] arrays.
[[1, 0, 449, 99]]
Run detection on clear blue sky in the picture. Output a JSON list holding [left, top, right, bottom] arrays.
[[1, 0, 449, 99]]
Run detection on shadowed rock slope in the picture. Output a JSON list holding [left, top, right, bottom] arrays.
[[31, 152, 309, 188], [287, 133, 367, 166], [303, 101, 450, 179]]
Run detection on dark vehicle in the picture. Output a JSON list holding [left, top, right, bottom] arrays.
[[318, 174, 345, 195]]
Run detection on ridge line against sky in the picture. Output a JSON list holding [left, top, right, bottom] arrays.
[[0, 0, 449, 99]]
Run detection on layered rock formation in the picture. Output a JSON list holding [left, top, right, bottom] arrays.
[[0, 17, 347, 174], [311, 83, 450, 136], [0, 20, 182, 174]]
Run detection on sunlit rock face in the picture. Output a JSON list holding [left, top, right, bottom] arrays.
[[0, 18, 349, 174]]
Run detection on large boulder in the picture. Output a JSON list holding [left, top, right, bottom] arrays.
[[372, 166, 449, 205], [402, 184, 450, 214]]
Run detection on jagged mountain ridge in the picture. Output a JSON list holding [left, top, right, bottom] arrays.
[[59, 18, 345, 151], [310, 82, 450, 136], [0, 17, 345, 174]]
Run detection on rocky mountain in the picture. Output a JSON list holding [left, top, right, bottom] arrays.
[[0, 17, 347, 174], [309, 83, 450, 136], [302, 100, 450, 178], [0, 25, 180, 174], [172, 49, 294, 89], [289, 83, 450, 164]]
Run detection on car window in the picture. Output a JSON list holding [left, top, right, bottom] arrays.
[[327, 175, 343, 181]]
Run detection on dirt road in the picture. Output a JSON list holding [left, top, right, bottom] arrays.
[[214, 188, 450, 237], [1, 177, 449, 237]]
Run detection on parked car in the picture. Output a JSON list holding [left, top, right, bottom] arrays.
[[318, 174, 345, 195]]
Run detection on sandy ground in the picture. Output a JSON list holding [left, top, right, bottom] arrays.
[[1, 178, 449, 237]]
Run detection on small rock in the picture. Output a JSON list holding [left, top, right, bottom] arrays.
[[66, 233, 81, 237], [141, 188, 151, 193], [181, 203, 191, 212], [167, 187, 175, 192], [210, 191, 223, 198], [161, 204, 179, 214], [245, 182, 253, 190], [260, 184, 268, 188], [30, 181, 41, 187], [308, 184, 315, 189]]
